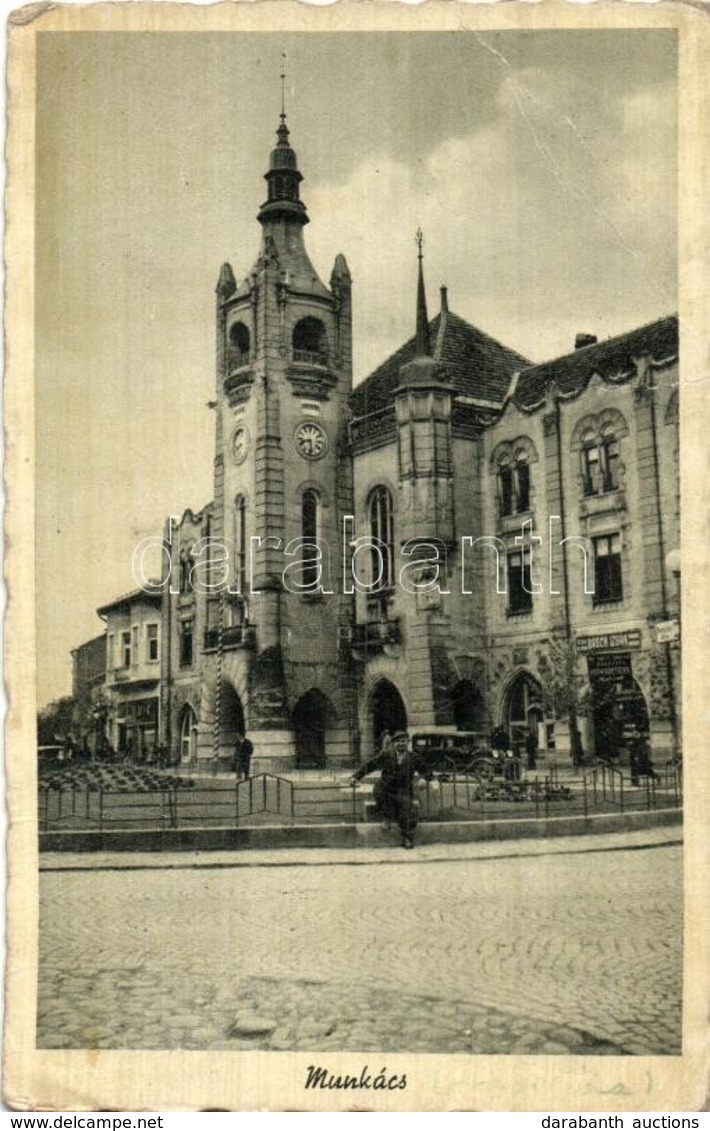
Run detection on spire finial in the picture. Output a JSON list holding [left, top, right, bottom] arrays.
[[415, 228, 430, 357], [280, 51, 287, 124]]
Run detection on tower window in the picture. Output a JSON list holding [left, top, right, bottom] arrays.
[[293, 318, 328, 366], [228, 322, 251, 369], [301, 488, 320, 591], [234, 495, 247, 595], [369, 486, 395, 591]]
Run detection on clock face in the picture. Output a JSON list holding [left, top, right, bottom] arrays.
[[295, 421, 328, 460], [231, 425, 250, 465]]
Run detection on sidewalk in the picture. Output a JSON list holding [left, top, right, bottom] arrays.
[[40, 822, 682, 872]]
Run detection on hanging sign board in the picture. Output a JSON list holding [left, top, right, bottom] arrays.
[[577, 630, 641, 654], [587, 652, 633, 681], [656, 619, 680, 643]]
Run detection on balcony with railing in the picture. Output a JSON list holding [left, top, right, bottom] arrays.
[[349, 617, 401, 655], [203, 625, 256, 652], [292, 347, 330, 368], [227, 348, 252, 377]]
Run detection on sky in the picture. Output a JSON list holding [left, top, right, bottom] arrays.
[[35, 30, 677, 706]]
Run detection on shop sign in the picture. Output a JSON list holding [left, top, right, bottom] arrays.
[[587, 652, 633, 681], [656, 619, 680, 644], [576, 630, 641, 654]]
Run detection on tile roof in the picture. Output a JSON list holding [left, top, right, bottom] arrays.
[[513, 314, 678, 411], [97, 585, 162, 617], [349, 311, 530, 419]]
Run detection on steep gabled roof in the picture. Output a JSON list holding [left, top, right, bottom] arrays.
[[349, 311, 531, 419], [513, 315, 678, 411]]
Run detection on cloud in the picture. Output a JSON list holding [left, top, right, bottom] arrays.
[[307, 65, 676, 377]]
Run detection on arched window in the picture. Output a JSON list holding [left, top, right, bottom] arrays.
[[292, 318, 329, 366], [228, 322, 250, 368], [179, 705, 198, 764], [498, 453, 530, 517], [234, 495, 246, 595], [179, 549, 193, 594], [369, 486, 395, 591], [498, 456, 514, 517], [514, 450, 530, 513], [582, 424, 620, 496], [573, 411, 627, 497], [301, 488, 320, 591]]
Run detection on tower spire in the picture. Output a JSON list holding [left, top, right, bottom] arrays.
[[415, 228, 431, 357], [280, 51, 287, 124], [257, 59, 308, 229]]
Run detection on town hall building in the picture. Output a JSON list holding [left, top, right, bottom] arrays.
[[78, 107, 681, 775]]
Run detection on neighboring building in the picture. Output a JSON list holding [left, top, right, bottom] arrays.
[[75, 108, 681, 773], [97, 587, 163, 758], [70, 632, 107, 750], [71, 633, 106, 700]]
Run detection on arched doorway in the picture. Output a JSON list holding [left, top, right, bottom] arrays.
[[369, 679, 408, 753], [218, 681, 246, 756], [450, 680, 485, 731], [503, 671, 544, 759], [591, 672, 649, 760], [292, 689, 335, 769], [179, 705, 198, 765]]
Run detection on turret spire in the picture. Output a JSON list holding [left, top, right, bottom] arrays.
[[257, 66, 308, 229], [280, 50, 287, 125], [415, 228, 431, 357]]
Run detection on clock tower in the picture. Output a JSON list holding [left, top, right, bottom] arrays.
[[208, 104, 357, 772]]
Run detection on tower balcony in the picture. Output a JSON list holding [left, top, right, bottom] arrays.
[[348, 617, 401, 657], [292, 347, 329, 368], [223, 365, 255, 407], [227, 350, 252, 375]]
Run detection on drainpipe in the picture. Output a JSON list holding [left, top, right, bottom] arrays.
[[646, 367, 678, 758], [163, 521, 173, 760], [554, 395, 581, 762]]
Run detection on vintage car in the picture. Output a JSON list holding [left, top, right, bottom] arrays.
[[409, 728, 511, 780]]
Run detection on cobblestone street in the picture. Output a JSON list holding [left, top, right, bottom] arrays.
[[38, 837, 682, 1055]]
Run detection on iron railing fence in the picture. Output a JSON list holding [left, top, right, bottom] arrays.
[[38, 765, 683, 835]]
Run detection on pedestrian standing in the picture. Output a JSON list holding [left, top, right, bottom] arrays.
[[525, 728, 538, 772], [234, 733, 253, 780], [351, 730, 428, 849]]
